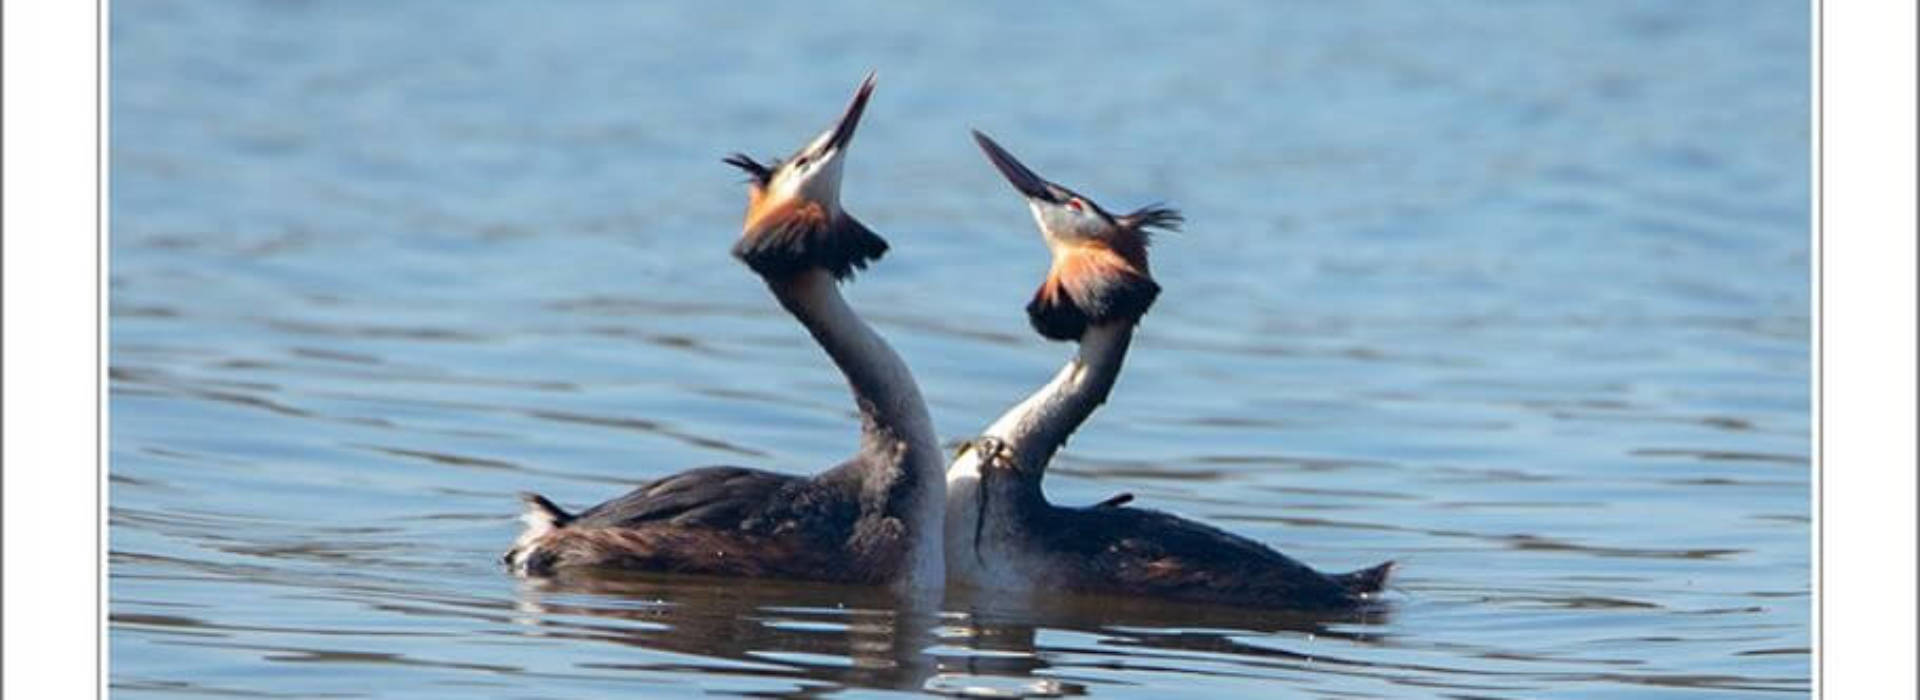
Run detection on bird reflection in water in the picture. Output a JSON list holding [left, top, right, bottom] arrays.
[[508, 574, 1392, 696], [510, 571, 943, 692]]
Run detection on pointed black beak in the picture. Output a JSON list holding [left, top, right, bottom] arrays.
[[820, 72, 876, 155], [972, 130, 1060, 203]]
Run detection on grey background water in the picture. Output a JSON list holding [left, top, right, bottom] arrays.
[[109, 1, 1811, 697]]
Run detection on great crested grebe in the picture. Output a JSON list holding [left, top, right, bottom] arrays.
[[944, 131, 1393, 609], [506, 74, 946, 590]]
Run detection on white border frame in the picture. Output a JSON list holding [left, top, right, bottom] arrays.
[[1819, 1, 1918, 697], [3, 1, 1915, 697], [3, 0, 105, 697]]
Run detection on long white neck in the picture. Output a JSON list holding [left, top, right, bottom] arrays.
[[945, 323, 1135, 587], [981, 323, 1134, 471], [768, 269, 945, 589]]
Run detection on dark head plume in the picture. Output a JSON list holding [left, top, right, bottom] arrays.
[[971, 130, 1177, 341], [728, 72, 887, 281]]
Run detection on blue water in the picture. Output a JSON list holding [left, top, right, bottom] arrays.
[[110, 1, 1810, 696]]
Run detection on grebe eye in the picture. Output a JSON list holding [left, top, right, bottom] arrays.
[[1066, 198, 1083, 212]]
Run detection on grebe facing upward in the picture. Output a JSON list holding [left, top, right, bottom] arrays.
[[506, 74, 946, 590], [945, 131, 1392, 609]]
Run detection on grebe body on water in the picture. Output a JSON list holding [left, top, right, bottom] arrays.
[[945, 132, 1392, 609], [506, 75, 947, 590]]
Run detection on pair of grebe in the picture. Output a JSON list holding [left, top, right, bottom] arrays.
[[503, 74, 1392, 609]]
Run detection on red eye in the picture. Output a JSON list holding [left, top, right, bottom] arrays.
[[1066, 198, 1083, 212]]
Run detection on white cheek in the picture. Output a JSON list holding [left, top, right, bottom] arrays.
[[770, 169, 799, 199], [802, 158, 844, 201], [1025, 201, 1051, 233], [1029, 206, 1101, 248]]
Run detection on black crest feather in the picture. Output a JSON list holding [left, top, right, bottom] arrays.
[[1119, 204, 1183, 235], [723, 153, 775, 187]]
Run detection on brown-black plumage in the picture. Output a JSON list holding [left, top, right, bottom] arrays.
[[509, 462, 916, 582], [968, 437, 1392, 608]]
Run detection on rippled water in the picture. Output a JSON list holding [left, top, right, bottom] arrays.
[[110, 1, 1811, 696]]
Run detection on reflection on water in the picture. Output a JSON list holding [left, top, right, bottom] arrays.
[[111, 0, 1807, 697], [507, 575, 946, 694]]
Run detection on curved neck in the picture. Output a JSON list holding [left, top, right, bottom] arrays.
[[768, 270, 936, 456], [984, 322, 1136, 473], [944, 322, 1135, 585], [765, 268, 945, 585]]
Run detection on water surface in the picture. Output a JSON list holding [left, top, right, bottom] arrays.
[[111, 1, 1810, 696]]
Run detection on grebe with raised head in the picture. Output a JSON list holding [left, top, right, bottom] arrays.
[[506, 74, 947, 590], [944, 131, 1392, 609]]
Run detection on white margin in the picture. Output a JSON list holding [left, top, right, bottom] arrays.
[[98, 0, 114, 695], [1, 0, 105, 697], [1820, 1, 1919, 698], [1807, 0, 1822, 690]]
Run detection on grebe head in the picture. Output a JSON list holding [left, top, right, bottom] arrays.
[[972, 130, 1182, 341], [726, 72, 886, 280]]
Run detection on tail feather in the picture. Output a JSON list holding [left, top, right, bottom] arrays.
[[519, 492, 572, 529], [506, 493, 572, 573], [1334, 560, 1395, 596]]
